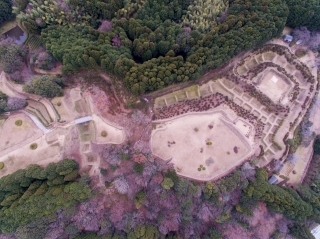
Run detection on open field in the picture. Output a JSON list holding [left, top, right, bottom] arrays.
[[92, 114, 124, 144], [0, 113, 42, 152], [151, 111, 254, 181], [256, 70, 292, 104], [0, 135, 62, 177], [51, 96, 74, 122]]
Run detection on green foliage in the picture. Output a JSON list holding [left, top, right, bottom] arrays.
[[289, 224, 315, 239], [0, 0, 13, 24], [164, 169, 179, 184], [208, 227, 223, 239], [100, 168, 107, 175], [174, 178, 190, 197], [285, 0, 320, 30], [0, 44, 27, 74], [204, 181, 220, 202], [133, 162, 144, 174], [56, 158, 78, 175], [74, 233, 102, 239], [0, 159, 92, 233], [245, 168, 313, 221], [15, 0, 123, 33], [29, 143, 37, 150], [0, 91, 8, 113], [127, 225, 159, 239], [15, 120, 22, 126], [215, 211, 230, 223], [23, 75, 65, 98], [161, 177, 174, 190], [0, 162, 4, 170], [39, 0, 288, 94], [63, 169, 79, 182], [314, 137, 320, 155], [181, 0, 228, 33], [134, 190, 146, 209], [101, 130, 107, 137]]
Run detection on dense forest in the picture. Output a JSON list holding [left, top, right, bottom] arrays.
[[1, 0, 319, 94], [1, 0, 290, 94], [0, 0, 13, 24]]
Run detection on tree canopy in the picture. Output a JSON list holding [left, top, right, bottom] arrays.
[[23, 75, 65, 98], [0, 0, 13, 24]]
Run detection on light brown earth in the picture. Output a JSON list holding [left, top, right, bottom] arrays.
[[92, 114, 124, 144], [257, 71, 291, 104], [151, 110, 254, 181], [0, 113, 42, 152]]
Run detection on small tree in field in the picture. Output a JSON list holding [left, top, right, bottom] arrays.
[[161, 177, 174, 190]]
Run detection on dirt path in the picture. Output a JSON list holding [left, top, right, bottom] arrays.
[[99, 73, 131, 114]]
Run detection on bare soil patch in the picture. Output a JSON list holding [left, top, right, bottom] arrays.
[[0, 113, 42, 152], [256, 70, 292, 105], [151, 112, 254, 181], [92, 114, 124, 144]]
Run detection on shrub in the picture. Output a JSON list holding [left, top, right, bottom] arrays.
[[30, 143, 37, 150], [101, 131, 107, 137], [194, 128, 199, 132], [207, 142, 212, 145], [100, 168, 107, 175], [133, 162, 144, 174], [15, 120, 22, 126], [161, 177, 174, 190], [0, 162, 4, 170], [134, 190, 146, 209]]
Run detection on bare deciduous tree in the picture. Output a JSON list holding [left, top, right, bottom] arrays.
[[114, 176, 129, 194], [286, 154, 300, 165], [293, 27, 311, 44], [6, 97, 27, 111], [98, 20, 113, 32]]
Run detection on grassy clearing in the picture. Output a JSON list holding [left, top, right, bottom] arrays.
[[263, 52, 276, 61], [166, 96, 176, 105], [155, 99, 166, 108], [237, 66, 247, 75], [175, 91, 187, 101], [246, 58, 258, 69]]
